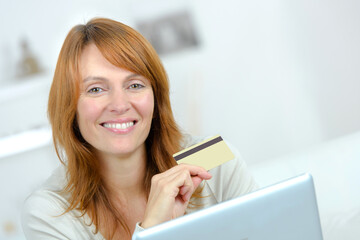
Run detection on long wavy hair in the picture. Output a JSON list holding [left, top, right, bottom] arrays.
[[48, 18, 185, 238]]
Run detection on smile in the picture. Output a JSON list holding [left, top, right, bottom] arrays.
[[102, 121, 135, 130]]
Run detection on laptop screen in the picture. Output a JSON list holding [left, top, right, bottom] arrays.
[[132, 174, 323, 240]]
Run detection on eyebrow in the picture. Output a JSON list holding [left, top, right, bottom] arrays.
[[83, 76, 109, 83], [82, 73, 144, 83]]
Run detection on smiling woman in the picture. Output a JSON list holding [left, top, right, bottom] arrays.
[[21, 17, 257, 240], [77, 44, 155, 159]]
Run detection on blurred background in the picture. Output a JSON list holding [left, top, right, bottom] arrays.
[[0, 0, 359, 239]]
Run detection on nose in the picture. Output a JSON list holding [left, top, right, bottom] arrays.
[[107, 90, 131, 114]]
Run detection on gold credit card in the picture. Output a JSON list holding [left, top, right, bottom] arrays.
[[173, 135, 235, 170]]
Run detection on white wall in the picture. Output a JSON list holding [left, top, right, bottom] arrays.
[[1, 0, 360, 162], [0, 144, 58, 239], [0, 0, 360, 238], [153, 0, 360, 162]]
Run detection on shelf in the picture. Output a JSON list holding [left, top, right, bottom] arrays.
[[0, 73, 52, 139], [0, 73, 51, 104], [0, 126, 52, 160]]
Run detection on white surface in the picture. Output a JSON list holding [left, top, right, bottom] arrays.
[[249, 131, 360, 240], [1, 0, 360, 163], [0, 127, 52, 159], [0, 74, 51, 138], [0, 0, 359, 239], [0, 144, 58, 239]]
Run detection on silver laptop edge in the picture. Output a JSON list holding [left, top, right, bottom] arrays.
[[133, 173, 323, 240]]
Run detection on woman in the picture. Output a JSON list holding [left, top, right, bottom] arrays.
[[22, 18, 257, 240]]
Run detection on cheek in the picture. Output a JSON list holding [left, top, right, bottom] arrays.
[[144, 92, 155, 119], [134, 91, 155, 120], [77, 98, 102, 128]]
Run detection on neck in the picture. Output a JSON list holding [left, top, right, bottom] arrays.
[[97, 145, 147, 202]]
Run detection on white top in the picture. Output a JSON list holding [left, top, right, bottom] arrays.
[[21, 136, 258, 239]]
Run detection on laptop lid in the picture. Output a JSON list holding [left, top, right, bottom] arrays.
[[132, 173, 323, 240]]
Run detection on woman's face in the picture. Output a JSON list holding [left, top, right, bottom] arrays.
[[77, 43, 154, 159]]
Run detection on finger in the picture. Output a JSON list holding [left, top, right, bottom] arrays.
[[149, 165, 211, 204], [197, 171, 212, 180], [178, 164, 208, 176], [177, 170, 195, 195], [161, 163, 208, 178], [160, 167, 211, 197], [182, 190, 192, 203], [180, 177, 200, 202], [151, 169, 193, 200], [191, 175, 204, 189], [179, 174, 207, 202], [178, 172, 208, 195], [153, 164, 208, 189]]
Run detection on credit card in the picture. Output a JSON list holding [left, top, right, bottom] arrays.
[[173, 135, 235, 170]]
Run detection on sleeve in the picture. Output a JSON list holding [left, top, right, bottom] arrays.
[[206, 139, 258, 202], [21, 191, 87, 240]]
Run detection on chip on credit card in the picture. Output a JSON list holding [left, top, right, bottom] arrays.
[[173, 135, 235, 171]]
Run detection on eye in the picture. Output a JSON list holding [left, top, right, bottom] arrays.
[[88, 87, 103, 94], [129, 83, 144, 89]]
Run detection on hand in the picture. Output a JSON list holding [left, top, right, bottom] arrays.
[[141, 164, 212, 228]]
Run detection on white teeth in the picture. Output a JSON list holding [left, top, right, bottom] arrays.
[[103, 121, 134, 129]]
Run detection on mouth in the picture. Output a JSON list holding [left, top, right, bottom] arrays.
[[101, 120, 137, 130]]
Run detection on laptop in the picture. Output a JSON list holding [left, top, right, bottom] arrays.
[[132, 173, 323, 240]]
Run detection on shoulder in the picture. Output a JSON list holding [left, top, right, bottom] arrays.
[[21, 166, 102, 239], [22, 165, 70, 218], [22, 188, 74, 239], [181, 133, 206, 148], [184, 134, 257, 212], [189, 135, 258, 202]]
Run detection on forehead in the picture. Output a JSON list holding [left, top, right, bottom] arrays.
[[78, 43, 151, 85], [79, 43, 118, 75]]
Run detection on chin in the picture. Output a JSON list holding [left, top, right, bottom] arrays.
[[104, 145, 142, 157]]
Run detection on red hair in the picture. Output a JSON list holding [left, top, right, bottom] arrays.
[[48, 18, 184, 238]]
